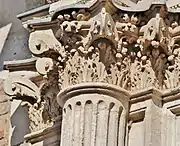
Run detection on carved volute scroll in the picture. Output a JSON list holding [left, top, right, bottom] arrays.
[[3, 75, 61, 133], [29, 29, 66, 58], [3, 76, 41, 104], [36, 57, 54, 75]]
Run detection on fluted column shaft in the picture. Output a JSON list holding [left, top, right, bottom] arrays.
[[57, 83, 129, 146]]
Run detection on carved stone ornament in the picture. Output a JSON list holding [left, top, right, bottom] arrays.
[[3, 76, 41, 104], [28, 1, 180, 91], [14, 0, 180, 135], [5, 0, 180, 144], [3, 75, 61, 133]]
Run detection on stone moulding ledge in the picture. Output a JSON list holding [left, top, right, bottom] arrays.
[[130, 87, 162, 104], [57, 83, 180, 107], [163, 90, 180, 103], [24, 119, 61, 144], [17, 4, 50, 20], [129, 107, 146, 122], [3, 57, 37, 71], [50, 0, 98, 20], [57, 82, 130, 107], [130, 86, 180, 104]]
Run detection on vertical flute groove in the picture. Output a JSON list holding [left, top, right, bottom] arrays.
[[61, 95, 127, 146]]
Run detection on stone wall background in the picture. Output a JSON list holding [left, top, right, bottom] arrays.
[[0, 0, 45, 70]]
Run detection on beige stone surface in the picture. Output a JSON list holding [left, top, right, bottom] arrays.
[[0, 79, 10, 146], [57, 83, 129, 146], [4, 0, 180, 146]]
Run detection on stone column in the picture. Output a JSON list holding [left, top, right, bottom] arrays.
[[57, 83, 129, 146]]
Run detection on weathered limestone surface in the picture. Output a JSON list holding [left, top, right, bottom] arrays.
[[4, 0, 180, 146], [57, 83, 129, 146], [0, 79, 10, 146]]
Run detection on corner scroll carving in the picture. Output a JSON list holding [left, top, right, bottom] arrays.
[[3, 73, 61, 133], [3, 76, 41, 105], [36, 57, 54, 75], [29, 29, 66, 58]]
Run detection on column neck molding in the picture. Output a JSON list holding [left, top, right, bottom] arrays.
[[57, 82, 130, 107]]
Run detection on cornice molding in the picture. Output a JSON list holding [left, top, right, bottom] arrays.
[[17, 4, 50, 21], [57, 82, 130, 107], [24, 120, 61, 145], [3, 57, 37, 71]]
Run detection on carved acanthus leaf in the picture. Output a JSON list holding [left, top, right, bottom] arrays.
[[139, 14, 172, 54], [164, 47, 180, 89], [58, 52, 130, 89], [84, 7, 119, 47], [26, 3, 180, 93], [130, 59, 157, 91]]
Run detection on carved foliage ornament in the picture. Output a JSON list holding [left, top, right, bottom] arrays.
[[3, 74, 61, 132], [29, 3, 180, 91], [4, 0, 180, 133], [17, 3, 180, 133]]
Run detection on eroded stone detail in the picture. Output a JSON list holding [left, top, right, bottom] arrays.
[[28, 3, 180, 91], [3, 75, 61, 133], [28, 95, 61, 132], [62, 95, 126, 146], [5, 0, 180, 145], [57, 83, 129, 146]]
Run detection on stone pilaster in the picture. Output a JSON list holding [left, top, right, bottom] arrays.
[[57, 83, 130, 146], [129, 88, 163, 146], [144, 97, 162, 146]]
